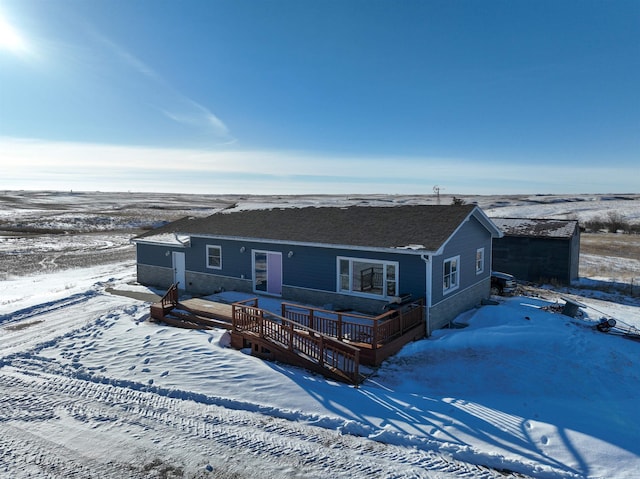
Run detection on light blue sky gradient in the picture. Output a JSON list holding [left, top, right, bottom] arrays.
[[0, 0, 638, 194]]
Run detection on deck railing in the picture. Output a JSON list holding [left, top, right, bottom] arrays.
[[232, 302, 361, 384], [160, 283, 180, 309], [281, 299, 424, 348]]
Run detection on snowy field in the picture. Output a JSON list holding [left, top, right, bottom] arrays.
[[1, 191, 639, 479]]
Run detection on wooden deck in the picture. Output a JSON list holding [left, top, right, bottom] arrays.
[[150, 285, 425, 385], [150, 286, 234, 330]]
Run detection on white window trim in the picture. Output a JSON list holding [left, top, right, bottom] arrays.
[[476, 247, 485, 274], [336, 256, 399, 299], [206, 245, 222, 270], [443, 255, 460, 294]]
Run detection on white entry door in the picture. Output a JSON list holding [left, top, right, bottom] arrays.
[[253, 251, 282, 295], [172, 251, 186, 288]]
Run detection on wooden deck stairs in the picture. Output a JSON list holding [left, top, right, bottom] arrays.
[[150, 285, 425, 385], [230, 298, 363, 384], [150, 285, 234, 330]]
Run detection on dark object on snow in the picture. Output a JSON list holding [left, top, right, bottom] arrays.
[[583, 302, 640, 341], [481, 298, 500, 306], [597, 318, 617, 332], [560, 296, 586, 318], [490, 271, 517, 296]]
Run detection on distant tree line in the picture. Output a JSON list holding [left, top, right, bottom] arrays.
[[582, 211, 639, 234]]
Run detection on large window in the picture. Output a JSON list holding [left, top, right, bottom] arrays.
[[476, 248, 485, 274], [338, 257, 398, 297], [443, 255, 459, 293], [206, 245, 222, 269]]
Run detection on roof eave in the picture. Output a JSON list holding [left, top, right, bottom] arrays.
[[130, 238, 190, 247], [434, 206, 503, 255]]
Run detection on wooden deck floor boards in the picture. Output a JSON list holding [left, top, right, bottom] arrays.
[[179, 298, 233, 321]]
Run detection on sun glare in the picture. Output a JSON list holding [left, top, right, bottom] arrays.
[[0, 10, 27, 54]]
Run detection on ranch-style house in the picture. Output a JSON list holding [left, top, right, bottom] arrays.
[[133, 204, 502, 335]]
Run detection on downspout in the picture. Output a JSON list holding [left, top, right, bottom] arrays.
[[421, 254, 431, 337]]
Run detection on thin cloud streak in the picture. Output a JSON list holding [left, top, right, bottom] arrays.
[[0, 7, 234, 145], [1, 137, 634, 195], [91, 31, 233, 142]]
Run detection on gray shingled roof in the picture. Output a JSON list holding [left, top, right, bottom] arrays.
[[135, 204, 480, 251], [491, 218, 578, 238]]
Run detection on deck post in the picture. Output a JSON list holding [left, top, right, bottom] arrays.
[[309, 309, 314, 331], [288, 321, 294, 351], [353, 349, 360, 386], [372, 318, 378, 348], [318, 336, 324, 367], [171, 284, 178, 305], [337, 314, 342, 340], [231, 305, 237, 331], [259, 309, 264, 338]]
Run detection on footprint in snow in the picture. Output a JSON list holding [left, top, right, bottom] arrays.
[[128, 365, 135, 371], [540, 435, 549, 445], [141, 368, 150, 373], [160, 371, 169, 377], [143, 358, 150, 364]]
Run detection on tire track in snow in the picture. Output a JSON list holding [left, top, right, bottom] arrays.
[[0, 291, 138, 360], [0, 293, 537, 478], [0, 290, 98, 326], [0, 423, 151, 479], [0, 367, 529, 479]]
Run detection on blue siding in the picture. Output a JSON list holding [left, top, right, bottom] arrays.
[[283, 245, 426, 299], [136, 243, 183, 268], [187, 237, 253, 278], [150, 236, 429, 300], [431, 216, 492, 305]]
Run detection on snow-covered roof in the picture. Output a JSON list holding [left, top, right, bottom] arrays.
[[134, 204, 499, 252], [491, 217, 578, 238]]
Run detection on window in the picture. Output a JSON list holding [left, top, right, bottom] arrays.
[[206, 245, 222, 269], [476, 248, 485, 274], [338, 257, 398, 297], [443, 255, 459, 293]]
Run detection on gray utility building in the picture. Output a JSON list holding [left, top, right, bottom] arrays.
[[133, 204, 502, 335], [491, 218, 580, 285]]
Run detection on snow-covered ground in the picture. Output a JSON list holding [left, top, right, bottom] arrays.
[[1, 191, 639, 478]]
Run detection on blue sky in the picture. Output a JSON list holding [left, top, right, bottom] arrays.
[[0, 0, 638, 195]]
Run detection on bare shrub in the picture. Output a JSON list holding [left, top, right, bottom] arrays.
[[606, 211, 629, 233], [584, 213, 633, 234]]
